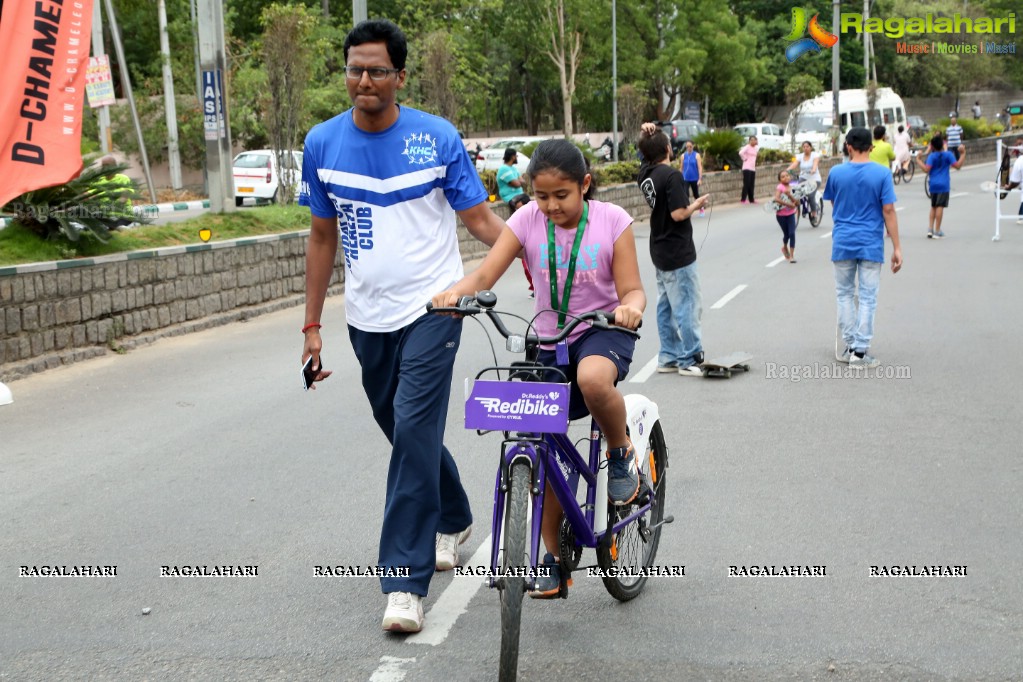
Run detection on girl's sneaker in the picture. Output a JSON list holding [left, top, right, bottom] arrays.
[[607, 444, 640, 504], [529, 553, 572, 599]]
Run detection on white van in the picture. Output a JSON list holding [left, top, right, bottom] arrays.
[[784, 88, 907, 153]]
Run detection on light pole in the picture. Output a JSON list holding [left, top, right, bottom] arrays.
[[612, 0, 618, 161], [831, 0, 841, 157]]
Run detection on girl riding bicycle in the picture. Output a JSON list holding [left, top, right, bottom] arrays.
[[432, 138, 646, 597]]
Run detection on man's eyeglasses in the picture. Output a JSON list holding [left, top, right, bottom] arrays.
[[344, 66, 401, 81]]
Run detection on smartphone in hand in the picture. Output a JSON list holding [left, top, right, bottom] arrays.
[[302, 355, 323, 390]]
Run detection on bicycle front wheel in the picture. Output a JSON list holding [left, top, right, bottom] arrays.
[[498, 461, 530, 682], [904, 161, 914, 183], [596, 421, 669, 602], [810, 196, 823, 228], [924, 173, 931, 198]]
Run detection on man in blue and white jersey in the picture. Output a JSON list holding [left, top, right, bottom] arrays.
[[299, 19, 504, 634]]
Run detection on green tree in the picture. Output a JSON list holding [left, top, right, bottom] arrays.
[[262, 4, 316, 204]]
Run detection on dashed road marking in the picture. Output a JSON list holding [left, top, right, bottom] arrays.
[[370, 656, 418, 681], [766, 256, 787, 268], [406, 536, 493, 646], [629, 356, 659, 383], [710, 285, 747, 310]]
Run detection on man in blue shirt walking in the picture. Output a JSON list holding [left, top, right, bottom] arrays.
[[822, 127, 903, 369]]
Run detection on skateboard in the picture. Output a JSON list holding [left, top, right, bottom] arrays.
[[763, 180, 817, 213], [699, 352, 753, 378]]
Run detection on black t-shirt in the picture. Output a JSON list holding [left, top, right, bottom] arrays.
[[637, 162, 696, 271]]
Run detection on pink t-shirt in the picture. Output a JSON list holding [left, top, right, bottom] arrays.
[[739, 144, 758, 171], [775, 183, 796, 216], [507, 200, 632, 345]]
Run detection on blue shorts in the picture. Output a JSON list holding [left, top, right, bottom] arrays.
[[536, 326, 636, 420]]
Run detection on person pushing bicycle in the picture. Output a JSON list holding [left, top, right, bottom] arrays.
[[432, 139, 646, 598]]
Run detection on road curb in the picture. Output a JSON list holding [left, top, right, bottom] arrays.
[[133, 199, 211, 217]]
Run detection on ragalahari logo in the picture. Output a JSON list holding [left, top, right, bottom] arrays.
[[785, 8, 839, 62]]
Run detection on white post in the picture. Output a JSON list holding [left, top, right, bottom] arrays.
[[994, 139, 1002, 242], [196, 0, 235, 212], [158, 0, 183, 190], [91, 2, 112, 154], [0, 382, 12, 406]]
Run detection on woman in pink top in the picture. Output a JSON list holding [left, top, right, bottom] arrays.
[[432, 139, 646, 598], [739, 135, 759, 204]]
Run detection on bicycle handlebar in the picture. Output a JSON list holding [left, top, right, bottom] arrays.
[[426, 290, 639, 348]]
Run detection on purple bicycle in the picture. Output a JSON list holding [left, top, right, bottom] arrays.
[[429, 291, 671, 681]]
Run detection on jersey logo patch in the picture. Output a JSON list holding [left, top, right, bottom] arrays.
[[640, 177, 657, 209], [403, 132, 438, 165]]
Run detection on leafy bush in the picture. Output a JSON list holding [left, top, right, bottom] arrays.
[[592, 160, 641, 186], [478, 169, 498, 196], [1, 162, 149, 243], [695, 130, 742, 171], [759, 148, 796, 164]]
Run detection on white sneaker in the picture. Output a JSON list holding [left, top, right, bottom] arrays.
[[678, 365, 704, 377], [382, 592, 423, 632], [1016, 218, 1023, 225], [435, 526, 472, 571]]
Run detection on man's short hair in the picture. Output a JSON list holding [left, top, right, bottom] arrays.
[[344, 19, 407, 70], [845, 127, 872, 153], [638, 131, 670, 165], [873, 125, 886, 140], [503, 147, 518, 163]]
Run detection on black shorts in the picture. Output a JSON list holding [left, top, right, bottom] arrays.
[[931, 192, 950, 208], [537, 326, 636, 420]]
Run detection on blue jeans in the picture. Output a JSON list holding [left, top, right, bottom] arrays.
[[655, 262, 703, 368], [834, 260, 881, 353]]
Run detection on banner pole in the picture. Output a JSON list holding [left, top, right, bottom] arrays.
[[102, 0, 158, 203]]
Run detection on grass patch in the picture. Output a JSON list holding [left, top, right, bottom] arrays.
[[0, 204, 311, 266]]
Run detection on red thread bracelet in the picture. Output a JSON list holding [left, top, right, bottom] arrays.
[[302, 323, 322, 334]]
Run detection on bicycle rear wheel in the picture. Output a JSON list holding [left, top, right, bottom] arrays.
[[904, 160, 914, 183], [498, 461, 530, 682], [596, 421, 668, 602], [924, 173, 931, 198]]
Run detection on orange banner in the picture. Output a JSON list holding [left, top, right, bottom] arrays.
[[0, 0, 95, 208]]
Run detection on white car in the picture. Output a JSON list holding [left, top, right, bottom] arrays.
[[232, 149, 303, 206], [474, 137, 551, 173], [733, 123, 788, 151]]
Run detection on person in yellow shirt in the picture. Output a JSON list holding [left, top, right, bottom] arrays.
[[868, 125, 895, 169]]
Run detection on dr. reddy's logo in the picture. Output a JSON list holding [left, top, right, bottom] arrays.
[[785, 8, 838, 62]]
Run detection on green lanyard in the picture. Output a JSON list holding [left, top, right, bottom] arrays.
[[547, 202, 588, 329]]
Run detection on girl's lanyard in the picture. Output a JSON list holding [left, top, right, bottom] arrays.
[[547, 202, 588, 364]]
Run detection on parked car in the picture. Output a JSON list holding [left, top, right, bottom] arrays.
[[906, 115, 929, 139], [733, 122, 787, 151], [474, 137, 551, 173], [656, 119, 709, 153], [232, 149, 303, 206]]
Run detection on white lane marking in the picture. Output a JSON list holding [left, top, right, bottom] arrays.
[[406, 535, 493, 646], [370, 656, 417, 681], [629, 355, 659, 383], [766, 256, 786, 268], [895, 206, 906, 211], [710, 285, 747, 310], [951, 192, 969, 199], [820, 231, 832, 239]]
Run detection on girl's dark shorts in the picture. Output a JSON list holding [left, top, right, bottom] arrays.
[[536, 326, 636, 420]]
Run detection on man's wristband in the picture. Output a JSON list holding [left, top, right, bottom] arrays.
[[302, 323, 322, 334]]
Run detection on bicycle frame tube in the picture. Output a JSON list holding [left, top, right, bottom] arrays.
[[487, 419, 657, 590]]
